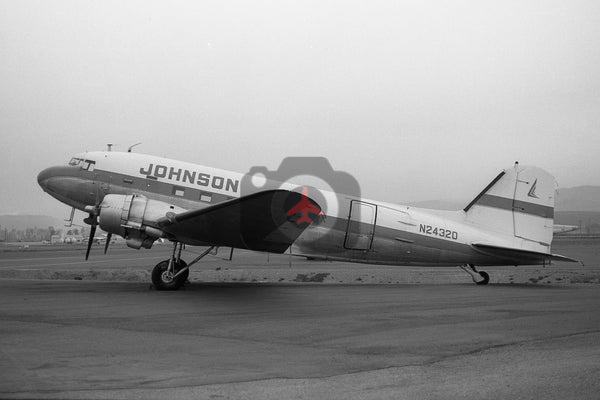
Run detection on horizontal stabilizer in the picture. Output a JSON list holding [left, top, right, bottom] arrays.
[[472, 243, 579, 264]]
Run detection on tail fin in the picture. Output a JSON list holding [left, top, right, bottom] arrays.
[[464, 163, 555, 250]]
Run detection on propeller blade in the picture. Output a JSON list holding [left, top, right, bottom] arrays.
[[104, 233, 112, 254], [85, 223, 97, 261]]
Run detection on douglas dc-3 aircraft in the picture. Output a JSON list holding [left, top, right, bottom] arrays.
[[37, 150, 577, 290]]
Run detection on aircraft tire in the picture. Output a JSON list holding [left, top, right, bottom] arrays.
[[152, 259, 188, 290], [476, 271, 490, 285]]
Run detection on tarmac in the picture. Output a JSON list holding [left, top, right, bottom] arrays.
[[1, 241, 599, 399], [1, 240, 599, 285]]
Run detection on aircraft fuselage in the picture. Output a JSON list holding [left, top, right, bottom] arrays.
[[37, 151, 560, 268]]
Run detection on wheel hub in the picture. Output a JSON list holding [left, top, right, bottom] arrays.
[[161, 271, 174, 283]]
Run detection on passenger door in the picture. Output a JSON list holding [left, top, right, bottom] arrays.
[[344, 200, 377, 250]]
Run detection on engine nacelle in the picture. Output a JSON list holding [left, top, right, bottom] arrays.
[[98, 194, 185, 249]]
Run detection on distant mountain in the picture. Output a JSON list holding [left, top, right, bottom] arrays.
[[555, 186, 600, 212], [554, 187, 600, 231], [0, 215, 63, 230], [554, 211, 600, 228]]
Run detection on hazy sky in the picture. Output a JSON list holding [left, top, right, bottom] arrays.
[[1, 0, 599, 217]]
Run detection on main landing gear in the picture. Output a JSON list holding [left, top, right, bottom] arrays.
[[459, 264, 490, 285], [151, 242, 216, 291]]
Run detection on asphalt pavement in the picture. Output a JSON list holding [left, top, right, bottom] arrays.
[[1, 279, 599, 399]]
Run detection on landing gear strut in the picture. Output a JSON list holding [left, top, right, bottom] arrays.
[[151, 242, 216, 291], [459, 264, 490, 285]]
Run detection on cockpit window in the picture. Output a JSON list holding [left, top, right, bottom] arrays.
[[68, 157, 95, 170], [82, 160, 96, 171]]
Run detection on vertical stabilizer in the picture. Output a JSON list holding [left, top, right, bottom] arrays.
[[464, 164, 555, 250]]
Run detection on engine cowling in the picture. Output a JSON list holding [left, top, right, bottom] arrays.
[[98, 194, 186, 249]]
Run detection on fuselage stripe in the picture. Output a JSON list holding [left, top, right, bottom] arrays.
[[475, 194, 554, 218]]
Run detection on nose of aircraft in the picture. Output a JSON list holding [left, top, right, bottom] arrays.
[[37, 167, 52, 190], [37, 166, 65, 192], [38, 165, 93, 209]]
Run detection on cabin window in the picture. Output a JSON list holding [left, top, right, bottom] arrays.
[[200, 193, 212, 202], [173, 187, 185, 197]]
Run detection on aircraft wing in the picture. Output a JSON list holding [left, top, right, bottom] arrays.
[[156, 190, 321, 253], [471, 243, 579, 264]]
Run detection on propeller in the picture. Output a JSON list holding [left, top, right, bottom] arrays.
[[83, 204, 100, 261], [83, 188, 115, 258], [104, 233, 112, 254], [85, 221, 97, 260]]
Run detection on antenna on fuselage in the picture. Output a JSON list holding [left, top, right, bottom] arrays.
[[128, 142, 142, 153], [107, 143, 114, 152]]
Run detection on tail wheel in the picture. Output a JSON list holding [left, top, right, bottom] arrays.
[[152, 259, 188, 291], [476, 271, 490, 285]]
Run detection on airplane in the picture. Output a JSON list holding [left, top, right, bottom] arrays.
[[37, 150, 578, 290]]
